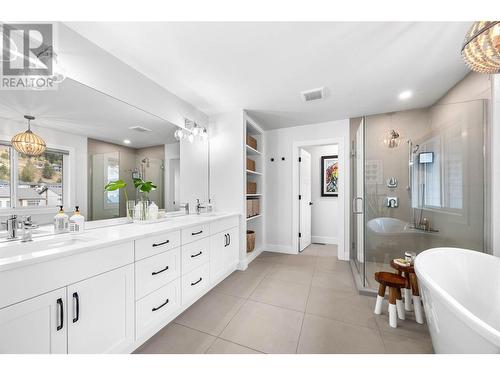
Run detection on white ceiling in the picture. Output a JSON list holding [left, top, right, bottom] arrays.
[[67, 22, 471, 130], [0, 78, 179, 148]]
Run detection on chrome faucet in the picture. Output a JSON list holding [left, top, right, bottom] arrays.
[[21, 216, 38, 242], [179, 202, 190, 215], [2, 215, 19, 240], [196, 199, 206, 215]]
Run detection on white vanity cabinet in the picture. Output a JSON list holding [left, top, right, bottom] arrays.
[[0, 214, 241, 354], [66, 264, 134, 354], [0, 288, 67, 354], [209, 217, 240, 284]]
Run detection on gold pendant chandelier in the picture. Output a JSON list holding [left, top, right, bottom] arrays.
[[11, 115, 47, 157], [461, 21, 500, 74]]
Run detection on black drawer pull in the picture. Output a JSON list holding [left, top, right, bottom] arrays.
[[191, 230, 203, 236], [190, 251, 203, 258], [152, 239, 170, 247], [152, 299, 169, 312], [152, 265, 169, 275], [191, 277, 202, 286], [56, 298, 64, 331], [224, 234, 228, 247], [72, 292, 79, 323]]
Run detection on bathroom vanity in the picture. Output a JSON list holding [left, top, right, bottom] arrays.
[[0, 213, 239, 354]]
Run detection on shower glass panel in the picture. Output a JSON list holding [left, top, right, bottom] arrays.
[[361, 100, 485, 290]]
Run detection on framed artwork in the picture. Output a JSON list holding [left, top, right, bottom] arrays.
[[321, 155, 338, 197]]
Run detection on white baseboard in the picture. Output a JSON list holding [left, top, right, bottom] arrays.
[[312, 236, 338, 245], [264, 244, 296, 254]]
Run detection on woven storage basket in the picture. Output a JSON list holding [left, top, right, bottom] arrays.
[[247, 230, 256, 253], [247, 181, 257, 194], [246, 134, 257, 150], [246, 158, 256, 171]]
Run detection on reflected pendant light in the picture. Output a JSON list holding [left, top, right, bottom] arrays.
[[461, 21, 500, 74], [11, 115, 46, 156]]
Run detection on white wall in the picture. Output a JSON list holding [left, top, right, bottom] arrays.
[[0, 119, 87, 224], [303, 144, 339, 244], [165, 142, 180, 211], [264, 119, 350, 259], [180, 138, 209, 213]]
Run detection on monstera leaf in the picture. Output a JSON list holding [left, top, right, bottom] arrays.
[[104, 179, 127, 191], [133, 178, 157, 194]]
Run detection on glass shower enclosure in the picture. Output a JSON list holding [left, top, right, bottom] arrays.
[[351, 99, 487, 290]]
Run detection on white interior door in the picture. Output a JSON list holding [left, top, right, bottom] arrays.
[[299, 149, 312, 251]]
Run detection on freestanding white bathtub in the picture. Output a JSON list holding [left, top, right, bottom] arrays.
[[415, 248, 500, 353]]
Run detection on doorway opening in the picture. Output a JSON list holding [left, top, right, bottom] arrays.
[[298, 143, 340, 254]]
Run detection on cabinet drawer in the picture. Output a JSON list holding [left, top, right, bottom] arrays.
[[210, 215, 239, 235], [181, 263, 209, 306], [136, 279, 181, 340], [181, 224, 209, 245], [181, 237, 209, 275], [135, 231, 181, 261], [135, 248, 181, 300]]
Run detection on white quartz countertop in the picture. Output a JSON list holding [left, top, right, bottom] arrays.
[[0, 212, 239, 272]]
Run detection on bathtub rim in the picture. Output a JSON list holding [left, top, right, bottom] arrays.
[[415, 247, 500, 347]]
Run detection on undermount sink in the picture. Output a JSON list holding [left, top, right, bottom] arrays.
[[0, 235, 96, 260]]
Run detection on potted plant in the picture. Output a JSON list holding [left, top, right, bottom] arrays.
[[133, 178, 157, 220]]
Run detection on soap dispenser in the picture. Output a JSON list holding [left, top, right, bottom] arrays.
[[69, 206, 85, 233], [54, 206, 69, 234]]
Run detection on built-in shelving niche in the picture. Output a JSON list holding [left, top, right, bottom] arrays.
[[244, 114, 265, 265]]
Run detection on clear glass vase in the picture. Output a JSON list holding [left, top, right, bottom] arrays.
[[133, 200, 150, 221], [126, 200, 135, 222]]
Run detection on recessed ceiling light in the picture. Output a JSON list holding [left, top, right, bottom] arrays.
[[398, 90, 413, 100], [123, 139, 131, 145]]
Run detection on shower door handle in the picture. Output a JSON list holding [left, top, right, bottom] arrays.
[[352, 197, 363, 214]]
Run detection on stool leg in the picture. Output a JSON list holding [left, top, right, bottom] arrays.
[[395, 288, 405, 320], [410, 273, 424, 324], [403, 272, 413, 311], [404, 288, 412, 311], [388, 287, 397, 328], [374, 283, 386, 315]]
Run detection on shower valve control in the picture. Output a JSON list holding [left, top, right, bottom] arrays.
[[385, 197, 399, 208]]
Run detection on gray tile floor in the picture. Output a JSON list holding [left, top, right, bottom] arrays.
[[134, 244, 433, 354]]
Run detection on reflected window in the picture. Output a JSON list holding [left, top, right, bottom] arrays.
[[105, 156, 120, 206], [412, 125, 464, 213]]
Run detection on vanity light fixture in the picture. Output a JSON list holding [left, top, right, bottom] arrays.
[[174, 119, 208, 143], [11, 115, 47, 156], [461, 21, 500, 74], [398, 90, 413, 100]]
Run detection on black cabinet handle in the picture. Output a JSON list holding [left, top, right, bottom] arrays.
[[56, 298, 64, 331], [152, 239, 170, 247], [152, 265, 169, 275], [191, 230, 203, 236], [224, 234, 228, 247], [72, 292, 79, 323], [191, 277, 202, 286], [228, 233, 231, 246], [190, 251, 203, 258], [152, 299, 169, 312]]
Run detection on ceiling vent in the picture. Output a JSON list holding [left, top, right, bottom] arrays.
[[301, 87, 325, 102], [129, 125, 152, 133]]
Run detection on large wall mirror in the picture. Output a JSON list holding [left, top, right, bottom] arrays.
[[0, 77, 209, 223]]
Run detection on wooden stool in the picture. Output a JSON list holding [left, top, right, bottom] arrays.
[[390, 260, 424, 324], [374, 272, 406, 328]]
